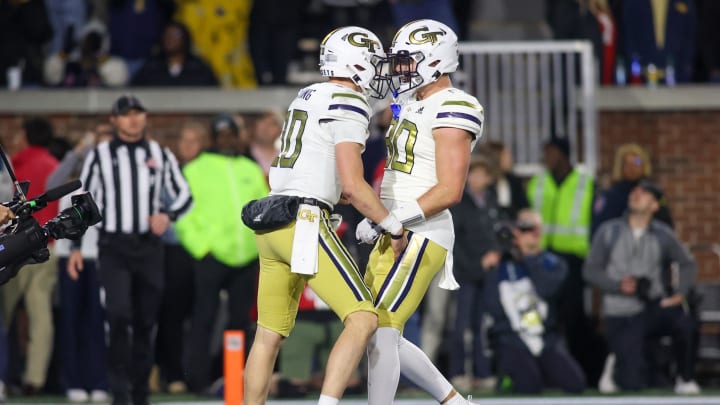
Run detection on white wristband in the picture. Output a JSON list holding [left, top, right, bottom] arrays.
[[392, 199, 425, 226], [378, 213, 403, 235]]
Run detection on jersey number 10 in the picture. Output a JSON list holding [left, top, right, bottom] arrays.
[[273, 109, 308, 169]]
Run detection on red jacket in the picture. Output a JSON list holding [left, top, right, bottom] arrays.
[[12, 146, 59, 226]]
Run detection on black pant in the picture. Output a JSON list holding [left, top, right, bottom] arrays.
[[58, 258, 108, 391], [155, 243, 194, 385], [496, 334, 586, 394], [552, 251, 607, 385], [606, 305, 696, 390], [186, 255, 258, 393], [98, 234, 164, 405]]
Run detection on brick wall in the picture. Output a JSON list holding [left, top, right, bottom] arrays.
[[599, 111, 720, 280], [2, 110, 719, 278]]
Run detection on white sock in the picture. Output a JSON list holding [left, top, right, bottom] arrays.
[[318, 394, 340, 405], [367, 327, 401, 405], [398, 336, 455, 402]]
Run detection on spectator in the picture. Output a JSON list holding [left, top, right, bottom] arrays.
[[3, 117, 59, 395], [44, 0, 87, 56], [175, 1, 255, 88], [477, 141, 529, 219], [133, 21, 217, 87], [484, 209, 586, 394], [697, 0, 720, 82], [232, 113, 253, 158], [176, 121, 209, 165], [250, 110, 283, 176], [621, 0, 696, 83], [248, 0, 305, 85], [44, 20, 129, 87], [108, 0, 173, 77], [546, 0, 603, 70], [175, 113, 268, 395], [48, 123, 113, 403], [70, 94, 193, 405], [448, 155, 503, 393], [0, 0, 53, 88], [592, 143, 673, 236], [389, 0, 459, 36], [153, 121, 208, 395], [583, 180, 700, 394], [526, 136, 603, 385]]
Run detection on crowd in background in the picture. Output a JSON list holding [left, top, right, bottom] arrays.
[[0, 101, 705, 401], [1, 0, 720, 89]]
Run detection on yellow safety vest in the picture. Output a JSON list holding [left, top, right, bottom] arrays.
[[526, 169, 593, 257]]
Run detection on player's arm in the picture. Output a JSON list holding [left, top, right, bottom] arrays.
[[335, 141, 401, 234], [417, 127, 473, 218]]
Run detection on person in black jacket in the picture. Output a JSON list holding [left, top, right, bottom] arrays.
[[484, 209, 586, 394], [132, 21, 217, 87], [448, 154, 504, 391], [477, 141, 529, 220], [0, 0, 53, 88]]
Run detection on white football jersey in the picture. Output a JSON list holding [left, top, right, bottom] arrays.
[[380, 87, 484, 249], [269, 82, 371, 207]]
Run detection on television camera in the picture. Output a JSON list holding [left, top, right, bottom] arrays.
[[0, 147, 102, 285]]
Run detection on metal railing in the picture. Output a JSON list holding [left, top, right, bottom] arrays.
[[456, 41, 597, 175]]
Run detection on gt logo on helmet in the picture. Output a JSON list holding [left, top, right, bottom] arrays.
[[346, 32, 379, 53], [408, 27, 445, 45]]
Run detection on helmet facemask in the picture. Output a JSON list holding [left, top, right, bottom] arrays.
[[385, 50, 428, 97]]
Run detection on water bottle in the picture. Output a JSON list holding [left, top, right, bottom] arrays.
[[615, 57, 626, 85], [665, 57, 676, 86], [630, 54, 642, 85], [646, 63, 658, 87]]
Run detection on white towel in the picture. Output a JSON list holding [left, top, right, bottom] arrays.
[[438, 222, 460, 290], [290, 204, 321, 275], [438, 248, 460, 290]]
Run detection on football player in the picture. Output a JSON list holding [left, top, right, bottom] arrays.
[[243, 26, 407, 405], [356, 19, 484, 405]]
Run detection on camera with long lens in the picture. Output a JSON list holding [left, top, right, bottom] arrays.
[[0, 172, 102, 285], [494, 220, 537, 258]]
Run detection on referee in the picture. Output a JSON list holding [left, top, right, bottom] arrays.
[[68, 94, 192, 405]]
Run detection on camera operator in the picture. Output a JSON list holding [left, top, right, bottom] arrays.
[[4, 117, 59, 395], [0, 205, 13, 225], [583, 180, 700, 394], [483, 209, 586, 394]]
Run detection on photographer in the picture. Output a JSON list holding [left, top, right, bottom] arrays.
[[583, 180, 700, 394], [483, 209, 586, 394]]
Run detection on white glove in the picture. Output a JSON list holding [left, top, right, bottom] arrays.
[[355, 218, 381, 244]]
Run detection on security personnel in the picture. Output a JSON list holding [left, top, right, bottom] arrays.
[[526, 136, 601, 385]]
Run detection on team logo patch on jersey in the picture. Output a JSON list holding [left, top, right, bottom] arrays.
[[408, 27, 445, 45]]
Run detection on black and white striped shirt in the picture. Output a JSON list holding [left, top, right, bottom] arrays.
[[79, 137, 192, 235]]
